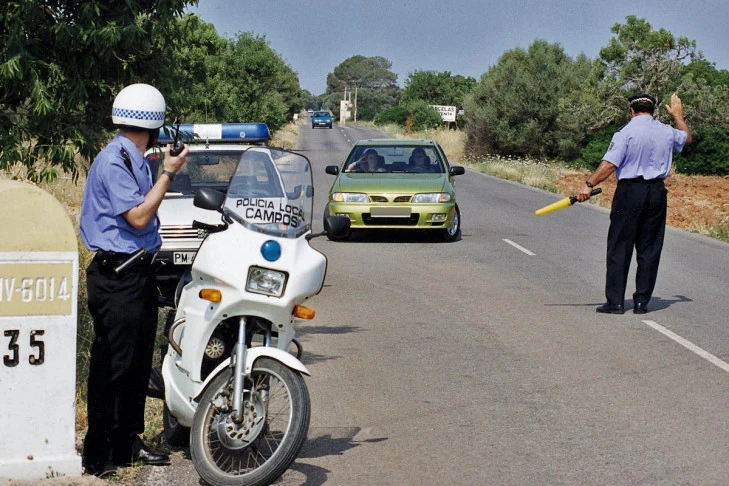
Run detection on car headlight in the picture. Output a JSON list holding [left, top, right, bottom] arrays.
[[332, 192, 369, 203], [412, 193, 452, 203], [246, 266, 288, 297]]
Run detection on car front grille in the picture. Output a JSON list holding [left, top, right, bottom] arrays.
[[159, 225, 207, 240], [368, 195, 413, 203]]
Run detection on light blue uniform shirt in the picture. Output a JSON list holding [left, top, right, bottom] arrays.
[[80, 134, 162, 253], [603, 114, 688, 180]]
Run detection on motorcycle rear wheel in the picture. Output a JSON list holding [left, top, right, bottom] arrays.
[[190, 358, 310, 486]]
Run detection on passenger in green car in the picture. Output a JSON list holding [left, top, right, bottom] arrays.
[[345, 148, 384, 172]]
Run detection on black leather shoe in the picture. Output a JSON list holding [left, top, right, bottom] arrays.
[[129, 439, 170, 466], [596, 303, 624, 314], [633, 303, 648, 314]]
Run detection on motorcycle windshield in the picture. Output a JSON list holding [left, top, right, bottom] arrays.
[[223, 147, 314, 238]]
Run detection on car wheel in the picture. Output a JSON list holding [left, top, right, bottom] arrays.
[[442, 204, 461, 242], [328, 124, 332, 129], [324, 206, 350, 241]]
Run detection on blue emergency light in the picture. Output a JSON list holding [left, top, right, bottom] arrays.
[[158, 123, 270, 144]]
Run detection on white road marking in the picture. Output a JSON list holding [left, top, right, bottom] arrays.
[[502, 239, 535, 256], [643, 320, 729, 373]]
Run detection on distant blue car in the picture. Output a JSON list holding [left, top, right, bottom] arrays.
[[312, 111, 333, 129]]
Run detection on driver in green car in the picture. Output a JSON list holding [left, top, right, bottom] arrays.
[[409, 147, 436, 173]]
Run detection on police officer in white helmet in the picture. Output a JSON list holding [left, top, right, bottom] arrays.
[[79, 83, 187, 476]]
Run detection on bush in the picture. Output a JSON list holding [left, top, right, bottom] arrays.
[[406, 100, 444, 131], [674, 126, 729, 175], [374, 105, 410, 126], [573, 123, 622, 170], [374, 101, 442, 132]]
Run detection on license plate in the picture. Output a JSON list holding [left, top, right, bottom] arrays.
[[173, 251, 196, 265], [369, 207, 411, 218]]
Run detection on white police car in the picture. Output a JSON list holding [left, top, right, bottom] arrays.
[[145, 123, 270, 300]]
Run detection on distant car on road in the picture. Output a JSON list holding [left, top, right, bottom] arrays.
[[324, 139, 465, 242], [312, 111, 333, 129]]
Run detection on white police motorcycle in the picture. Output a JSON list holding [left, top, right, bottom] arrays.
[[157, 147, 349, 485]]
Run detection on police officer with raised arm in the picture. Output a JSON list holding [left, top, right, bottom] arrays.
[[575, 93, 691, 315], [79, 83, 188, 476]]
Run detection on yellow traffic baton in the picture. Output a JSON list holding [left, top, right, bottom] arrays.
[[535, 188, 602, 216]]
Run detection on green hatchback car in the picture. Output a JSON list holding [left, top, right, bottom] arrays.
[[324, 139, 465, 241]]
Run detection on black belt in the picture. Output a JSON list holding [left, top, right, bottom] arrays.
[[94, 250, 155, 269], [618, 176, 664, 184]]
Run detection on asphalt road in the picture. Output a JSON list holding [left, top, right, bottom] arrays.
[[132, 122, 729, 485]]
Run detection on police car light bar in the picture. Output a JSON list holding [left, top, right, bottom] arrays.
[[158, 123, 270, 144]]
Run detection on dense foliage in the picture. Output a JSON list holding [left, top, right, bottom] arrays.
[[401, 70, 476, 109], [374, 100, 443, 131], [464, 40, 591, 158], [460, 16, 729, 175], [0, 0, 194, 181], [1, 6, 302, 181]]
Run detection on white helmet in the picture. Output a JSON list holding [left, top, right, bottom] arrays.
[[111, 83, 166, 129]]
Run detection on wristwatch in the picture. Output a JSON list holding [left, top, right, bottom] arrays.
[[585, 180, 594, 188], [163, 170, 176, 182]]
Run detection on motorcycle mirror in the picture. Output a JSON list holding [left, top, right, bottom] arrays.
[[194, 187, 226, 212]]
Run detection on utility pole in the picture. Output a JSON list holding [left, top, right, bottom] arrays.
[[354, 86, 358, 123]]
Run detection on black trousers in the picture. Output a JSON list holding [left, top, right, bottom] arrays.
[[605, 178, 667, 307], [82, 253, 158, 469]]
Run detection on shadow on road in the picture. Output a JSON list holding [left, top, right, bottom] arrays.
[[280, 427, 388, 486], [336, 228, 446, 244], [544, 294, 693, 312]]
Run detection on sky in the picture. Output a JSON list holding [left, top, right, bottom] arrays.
[[188, 0, 729, 96]]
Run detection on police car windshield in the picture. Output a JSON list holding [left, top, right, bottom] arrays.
[[223, 148, 313, 238]]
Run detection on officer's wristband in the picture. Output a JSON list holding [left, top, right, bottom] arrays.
[[585, 180, 594, 188], [163, 170, 176, 182]]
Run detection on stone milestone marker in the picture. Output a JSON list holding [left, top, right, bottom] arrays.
[[0, 180, 82, 479]]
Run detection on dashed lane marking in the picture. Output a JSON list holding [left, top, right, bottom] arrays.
[[643, 319, 729, 373], [503, 238, 535, 256]]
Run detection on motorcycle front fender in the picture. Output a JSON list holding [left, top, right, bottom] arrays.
[[194, 347, 311, 402]]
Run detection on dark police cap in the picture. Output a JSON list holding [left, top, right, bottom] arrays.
[[628, 93, 656, 108]]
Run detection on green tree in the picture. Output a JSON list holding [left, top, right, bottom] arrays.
[[325, 55, 400, 121], [1, 0, 194, 181], [169, 28, 301, 131], [557, 16, 699, 161], [401, 70, 476, 108], [464, 40, 590, 158]]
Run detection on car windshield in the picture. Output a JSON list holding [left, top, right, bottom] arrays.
[[314, 112, 330, 117], [148, 150, 242, 195], [342, 145, 445, 174], [223, 147, 313, 239]]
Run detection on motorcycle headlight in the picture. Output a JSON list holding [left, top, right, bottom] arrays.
[[332, 192, 369, 203], [411, 193, 452, 203], [246, 266, 288, 297]]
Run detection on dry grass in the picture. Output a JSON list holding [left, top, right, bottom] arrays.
[[270, 120, 301, 150]]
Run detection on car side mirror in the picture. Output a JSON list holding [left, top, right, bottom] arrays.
[[194, 187, 226, 212], [325, 165, 339, 175], [449, 166, 465, 176]]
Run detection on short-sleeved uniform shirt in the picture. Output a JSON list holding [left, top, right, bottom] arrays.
[[80, 134, 162, 253], [603, 114, 688, 180]]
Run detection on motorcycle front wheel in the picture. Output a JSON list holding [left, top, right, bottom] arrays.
[[190, 358, 310, 486]]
